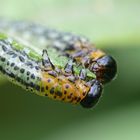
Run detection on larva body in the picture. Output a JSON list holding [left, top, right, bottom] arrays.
[[0, 20, 117, 108], [0, 20, 117, 83], [0, 34, 102, 107]]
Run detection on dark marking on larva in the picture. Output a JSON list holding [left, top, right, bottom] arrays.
[[16, 77, 21, 82], [30, 89, 33, 92], [7, 51, 17, 58], [46, 86, 49, 90], [64, 90, 67, 94], [55, 91, 62, 97], [8, 72, 15, 78], [11, 63, 15, 67], [74, 97, 77, 100], [7, 61, 10, 65], [26, 61, 33, 68], [83, 92, 86, 96], [0, 66, 2, 70], [45, 94, 48, 96], [37, 76, 41, 80], [50, 87, 55, 94], [1, 57, 6, 62], [36, 85, 40, 91], [27, 71, 30, 75], [30, 82, 35, 88], [14, 66, 19, 70], [70, 98, 74, 103], [12, 54, 17, 58], [41, 87, 45, 92], [77, 97, 81, 102], [20, 68, 25, 73], [65, 84, 69, 89], [63, 44, 75, 51], [67, 95, 71, 99], [35, 66, 39, 70], [2, 45, 7, 52], [19, 56, 25, 62], [47, 79, 51, 83], [7, 51, 15, 55], [68, 93, 73, 99], [31, 74, 35, 79]]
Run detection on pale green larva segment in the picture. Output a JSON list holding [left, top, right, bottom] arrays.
[[0, 35, 42, 93]]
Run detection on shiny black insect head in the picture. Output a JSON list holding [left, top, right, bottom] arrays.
[[80, 80, 102, 108], [91, 55, 117, 84]]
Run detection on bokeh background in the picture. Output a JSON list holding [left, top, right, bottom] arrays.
[[0, 0, 140, 140]]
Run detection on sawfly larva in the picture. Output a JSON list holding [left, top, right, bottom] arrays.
[[0, 20, 117, 108]]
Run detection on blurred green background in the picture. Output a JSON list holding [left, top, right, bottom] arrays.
[[0, 0, 140, 140]]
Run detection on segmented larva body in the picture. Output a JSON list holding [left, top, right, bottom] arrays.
[[0, 20, 117, 108], [0, 35, 92, 104], [0, 20, 117, 83]]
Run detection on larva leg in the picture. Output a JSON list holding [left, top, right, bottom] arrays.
[[79, 69, 87, 80], [64, 59, 74, 74], [42, 49, 55, 70]]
